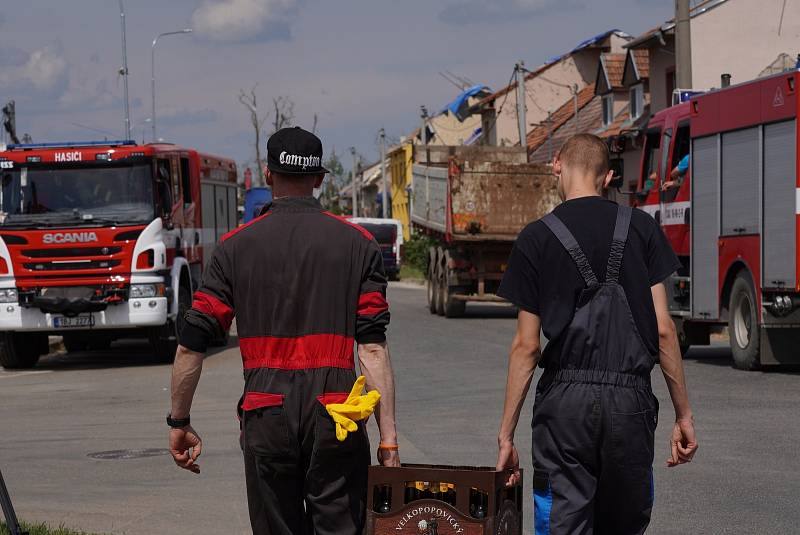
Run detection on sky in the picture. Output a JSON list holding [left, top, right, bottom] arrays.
[[0, 0, 674, 173]]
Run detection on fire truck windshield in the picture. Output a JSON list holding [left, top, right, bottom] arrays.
[[0, 163, 155, 227]]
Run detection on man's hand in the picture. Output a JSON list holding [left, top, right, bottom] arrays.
[[377, 446, 400, 467], [661, 180, 677, 191], [667, 418, 698, 467], [496, 439, 521, 487], [169, 425, 203, 474]]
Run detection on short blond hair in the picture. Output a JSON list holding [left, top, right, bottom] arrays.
[[558, 134, 610, 186]]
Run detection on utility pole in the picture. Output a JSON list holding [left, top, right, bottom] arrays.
[[350, 147, 358, 217], [515, 61, 527, 147], [118, 0, 131, 140], [379, 128, 388, 219], [675, 0, 693, 89], [420, 105, 428, 145], [573, 84, 579, 134]]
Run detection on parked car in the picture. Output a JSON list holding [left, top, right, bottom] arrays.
[[350, 217, 403, 281]]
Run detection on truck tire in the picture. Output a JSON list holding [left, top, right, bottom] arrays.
[[427, 247, 437, 314], [442, 251, 466, 318], [63, 334, 89, 353], [150, 280, 191, 363], [0, 333, 44, 369], [434, 247, 446, 316], [728, 272, 760, 370], [444, 287, 466, 318]]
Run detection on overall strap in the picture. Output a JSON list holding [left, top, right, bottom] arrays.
[[542, 213, 598, 287], [606, 205, 632, 283]]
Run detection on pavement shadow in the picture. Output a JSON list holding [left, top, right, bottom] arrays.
[[34, 335, 238, 372], [459, 303, 518, 320], [683, 344, 800, 374]]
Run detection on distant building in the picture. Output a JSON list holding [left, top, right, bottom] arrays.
[[472, 29, 632, 147], [625, 0, 800, 114]]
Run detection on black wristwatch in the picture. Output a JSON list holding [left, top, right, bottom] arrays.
[[166, 413, 191, 428]]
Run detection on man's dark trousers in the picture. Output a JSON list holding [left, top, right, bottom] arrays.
[[532, 206, 658, 535], [242, 367, 370, 535]]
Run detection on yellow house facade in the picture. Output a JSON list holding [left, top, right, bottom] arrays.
[[389, 143, 414, 241]]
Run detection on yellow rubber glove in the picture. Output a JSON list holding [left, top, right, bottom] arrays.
[[325, 376, 381, 442]]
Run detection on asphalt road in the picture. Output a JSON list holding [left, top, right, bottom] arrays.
[[1, 282, 799, 534]]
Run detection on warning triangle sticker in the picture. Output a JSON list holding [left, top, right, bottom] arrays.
[[773, 86, 785, 107]]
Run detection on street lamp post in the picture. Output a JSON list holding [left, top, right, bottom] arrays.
[[151, 28, 192, 142], [118, 0, 131, 140]]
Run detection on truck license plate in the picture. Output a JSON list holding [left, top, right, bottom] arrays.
[[53, 315, 94, 328]]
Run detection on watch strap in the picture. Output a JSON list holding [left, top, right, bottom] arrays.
[[166, 413, 190, 428]]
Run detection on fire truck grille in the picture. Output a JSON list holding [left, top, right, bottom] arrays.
[[22, 247, 123, 258], [23, 260, 122, 271]]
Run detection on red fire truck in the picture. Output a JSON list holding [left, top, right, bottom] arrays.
[[0, 140, 238, 368], [629, 70, 799, 369]]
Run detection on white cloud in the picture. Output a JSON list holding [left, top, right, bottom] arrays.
[[0, 45, 68, 98], [438, 0, 581, 25], [191, 0, 299, 43]]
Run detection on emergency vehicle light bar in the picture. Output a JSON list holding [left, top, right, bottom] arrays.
[[6, 140, 136, 150]]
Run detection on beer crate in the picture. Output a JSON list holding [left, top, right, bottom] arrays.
[[366, 464, 523, 535]]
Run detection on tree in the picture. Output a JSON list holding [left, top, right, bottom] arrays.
[[238, 85, 268, 186], [271, 96, 295, 133], [320, 148, 346, 212]]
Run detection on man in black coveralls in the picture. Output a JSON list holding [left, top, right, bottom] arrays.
[[495, 134, 698, 534]]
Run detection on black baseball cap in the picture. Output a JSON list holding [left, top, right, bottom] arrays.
[[266, 126, 329, 175]]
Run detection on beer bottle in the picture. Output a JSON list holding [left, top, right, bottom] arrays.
[[374, 484, 392, 513], [469, 487, 487, 519], [420, 481, 433, 500], [445, 483, 457, 506], [430, 481, 441, 501], [404, 481, 420, 503]]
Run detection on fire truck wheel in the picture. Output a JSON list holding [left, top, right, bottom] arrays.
[[0, 333, 42, 369], [729, 273, 761, 370], [150, 280, 191, 363]]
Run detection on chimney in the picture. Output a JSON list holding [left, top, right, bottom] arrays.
[[721, 73, 731, 88]]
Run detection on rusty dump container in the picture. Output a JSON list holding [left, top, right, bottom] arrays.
[[365, 464, 523, 535]]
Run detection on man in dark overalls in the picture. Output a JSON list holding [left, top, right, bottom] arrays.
[[495, 134, 698, 534], [167, 127, 400, 534]]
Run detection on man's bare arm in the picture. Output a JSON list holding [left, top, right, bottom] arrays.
[[358, 342, 399, 466], [169, 345, 205, 474], [171, 345, 204, 418], [652, 283, 698, 466], [497, 310, 541, 485]]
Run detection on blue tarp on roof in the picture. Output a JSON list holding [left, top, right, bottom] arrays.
[[545, 29, 630, 66], [437, 84, 489, 117]]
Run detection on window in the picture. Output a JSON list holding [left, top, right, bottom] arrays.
[[602, 94, 614, 127], [665, 68, 676, 107], [630, 84, 644, 120], [180, 157, 192, 205]]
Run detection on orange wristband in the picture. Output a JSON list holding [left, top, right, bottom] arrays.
[[378, 443, 399, 451]]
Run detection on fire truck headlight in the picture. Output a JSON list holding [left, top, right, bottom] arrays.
[[130, 284, 165, 299], [0, 288, 18, 303]]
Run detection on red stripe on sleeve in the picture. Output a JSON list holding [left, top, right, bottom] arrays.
[[192, 291, 234, 330], [358, 291, 388, 316]]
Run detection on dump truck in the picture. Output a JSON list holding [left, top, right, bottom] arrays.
[[412, 146, 558, 317]]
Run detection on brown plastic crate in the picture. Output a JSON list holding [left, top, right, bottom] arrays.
[[366, 463, 523, 535]]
